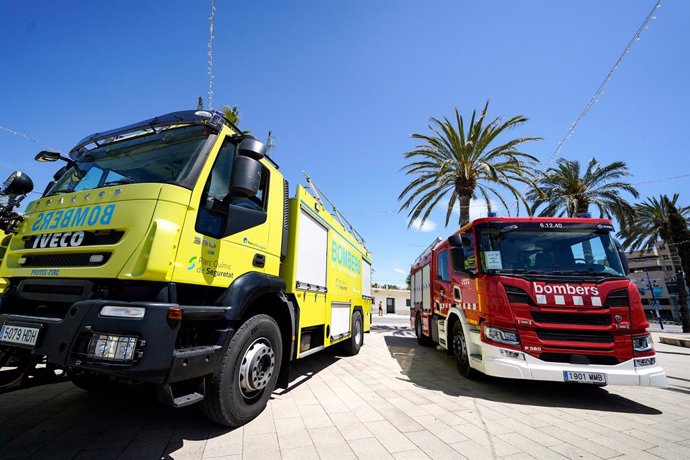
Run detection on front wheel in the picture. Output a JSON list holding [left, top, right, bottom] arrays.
[[343, 310, 364, 355], [201, 314, 282, 427], [452, 321, 480, 379]]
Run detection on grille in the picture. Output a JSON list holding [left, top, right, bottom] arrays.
[[539, 353, 619, 365], [604, 288, 629, 307], [531, 312, 610, 326], [536, 329, 613, 343], [21, 283, 85, 296], [503, 285, 532, 305], [22, 253, 111, 267], [23, 230, 124, 249]]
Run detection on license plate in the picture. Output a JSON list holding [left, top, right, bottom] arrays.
[[563, 371, 607, 384], [0, 323, 40, 348]]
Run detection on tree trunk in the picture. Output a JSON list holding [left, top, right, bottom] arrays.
[[665, 197, 690, 332], [676, 268, 690, 332], [459, 194, 471, 228]]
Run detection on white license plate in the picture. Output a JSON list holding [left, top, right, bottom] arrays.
[[563, 371, 607, 384], [0, 324, 40, 347]]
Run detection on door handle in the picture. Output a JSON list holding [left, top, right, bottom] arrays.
[[253, 253, 265, 268]]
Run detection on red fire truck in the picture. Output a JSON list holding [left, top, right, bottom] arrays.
[[410, 216, 667, 387]]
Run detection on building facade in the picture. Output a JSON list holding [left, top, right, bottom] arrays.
[[372, 287, 410, 315], [626, 243, 684, 322]]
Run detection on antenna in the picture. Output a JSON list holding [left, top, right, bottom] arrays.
[[207, 0, 216, 109], [302, 171, 367, 246], [266, 130, 276, 153]]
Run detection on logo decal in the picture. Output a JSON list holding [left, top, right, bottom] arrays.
[[187, 256, 197, 270]]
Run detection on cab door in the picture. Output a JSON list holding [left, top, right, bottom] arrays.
[[433, 248, 451, 317]]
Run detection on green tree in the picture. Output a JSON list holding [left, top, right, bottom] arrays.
[[528, 158, 639, 221], [221, 105, 241, 125], [398, 102, 540, 228], [405, 273, 411, 289], [619, 194, 690, 331]]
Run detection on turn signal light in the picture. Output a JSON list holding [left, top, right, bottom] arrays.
[[167, 307, 183, 321]]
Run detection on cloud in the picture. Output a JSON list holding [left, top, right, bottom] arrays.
[[410, 219, 437, 232], [393, 268, 407, 275]]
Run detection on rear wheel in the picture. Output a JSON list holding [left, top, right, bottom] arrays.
[[201, 314, 282, 427], [452, 321, 480, 379], [415, 314, 434, 346], [343, 311, 364, 355]]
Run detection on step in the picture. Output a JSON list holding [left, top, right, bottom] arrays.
[[659, 336, 690, 348]]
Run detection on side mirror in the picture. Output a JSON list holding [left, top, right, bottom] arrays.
[[230, 155, 262, 197], [448, 234, 462, 247], [1, 171, 33, 197], [449, 246, 466, 272], [237, 137, 266, 160], [614, 239, 629, 275], [35, 150, 62, 162]]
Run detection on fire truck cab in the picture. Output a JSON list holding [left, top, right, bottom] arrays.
[[410, 216, 667, 387]]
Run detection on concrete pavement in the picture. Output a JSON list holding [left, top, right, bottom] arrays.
[[1, 318, 689, 459]]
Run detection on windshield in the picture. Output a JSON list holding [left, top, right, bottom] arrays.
[[476, 225, 626, 278], [47, 125, 211, 195]]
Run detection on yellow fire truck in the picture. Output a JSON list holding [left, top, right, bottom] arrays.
[[0, 110, 372, 426]]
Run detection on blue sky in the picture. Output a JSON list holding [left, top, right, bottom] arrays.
[[1, 1, 688, 287]]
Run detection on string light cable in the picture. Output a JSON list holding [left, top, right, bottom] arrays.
[[207, 0, 216, 109], [352, 171, 690, 216], [540, 0, 662, 174]]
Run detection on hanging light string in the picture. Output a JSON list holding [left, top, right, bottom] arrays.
[[207, 0, 216, 110], [543, 0, 662, 170], [0, 126, 56, 151], [357, 171, 690, 216]]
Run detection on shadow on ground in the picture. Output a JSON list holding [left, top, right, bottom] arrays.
[[0, 349, 344, 459], [383, 333, 663, 416]]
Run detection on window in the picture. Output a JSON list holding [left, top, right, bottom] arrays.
[[437, 249, 450, 281], [463, 233, 476, 271], [195, 139, 270, 238], [406, 299, 411, 307]]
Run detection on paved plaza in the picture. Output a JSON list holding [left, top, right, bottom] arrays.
[[1, 315, 689, 459]]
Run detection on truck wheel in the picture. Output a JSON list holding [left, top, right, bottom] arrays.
[[452, 321, 479, 379], [343, 310, 363, 355], [415, 314, 434, 347], [201, 314, 282, 427]]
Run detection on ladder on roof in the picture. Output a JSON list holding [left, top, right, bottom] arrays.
[[302, 171, 367, 247], [413, 237, 443, 266]]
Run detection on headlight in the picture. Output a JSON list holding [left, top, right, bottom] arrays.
[[87, 334, 138, 362], [632, 333, 654, 353], [484, 326, 520, 346], [100, 305, 146, 318]]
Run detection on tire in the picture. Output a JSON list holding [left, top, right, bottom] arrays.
[[201, 314, 282, 427], [415, 314, 434, 347], [343, 310, 364, 355], [452, 321, 480, 379]]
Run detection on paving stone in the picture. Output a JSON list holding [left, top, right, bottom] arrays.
[[274, 416, 314, 450], [243, 432, 280, 459], [309, 425, 357, 460], [364, 420, 419, 454], [348, 437, 396, 459]]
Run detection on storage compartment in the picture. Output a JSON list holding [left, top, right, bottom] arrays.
[[330, 302, 351, 341]]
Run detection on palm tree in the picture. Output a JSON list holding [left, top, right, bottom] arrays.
[[528, 158, 639, 221], [398, 102, 541, 228], [221, 105, 241, 125], [619, 194, 690, 332]]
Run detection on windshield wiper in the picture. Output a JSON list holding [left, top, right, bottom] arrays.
[[489, 268, 545, 275], [552, 270, 625, 278], [101, 178, 136, 187]]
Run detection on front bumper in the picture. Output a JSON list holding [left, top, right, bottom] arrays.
[[480, 343, 667, 387], [0, 300, 232, 384]]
